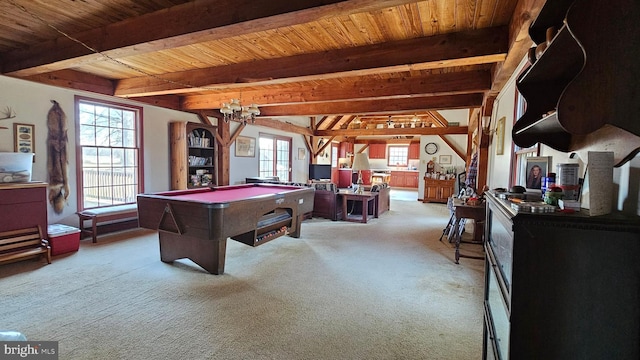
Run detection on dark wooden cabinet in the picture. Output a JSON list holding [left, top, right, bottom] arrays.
[[483, 192, 640, 359], [368, 143, 386, 159], [170, 121, 218, 190], [0, 182, 48, 238], [422, 178, 454, 202], [513, 0, 640, 166]]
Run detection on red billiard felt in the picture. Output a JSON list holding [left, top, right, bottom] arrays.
[[166, 184, 302, 203]]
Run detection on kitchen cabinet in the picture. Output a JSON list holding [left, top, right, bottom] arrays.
[[483, 191, 640, 359], [513, 0, 640, 166], [405, 172, 419, 188], [408, 142, 420, 159], [368, 144, 386, 159], [0, 182, 48, 238], [339, 169, 372, 188], [338, 169, 353, 188], [371, 172, 391, 185], [359, 170, 372, 186], [422, 178, 454, 203], [339, 142, 353, 158], [170, 121, 217, 190], [390, 171, 419, 189]]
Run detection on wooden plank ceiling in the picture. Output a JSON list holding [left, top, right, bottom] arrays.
[[0, 0, 544, 139]]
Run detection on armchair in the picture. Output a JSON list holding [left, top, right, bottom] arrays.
[[368, 183, 390, 215], [310, 182, 343, 221]]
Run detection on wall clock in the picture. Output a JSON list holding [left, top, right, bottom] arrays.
[[425, 142, 438, 155]]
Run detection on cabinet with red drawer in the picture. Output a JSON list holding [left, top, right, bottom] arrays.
[[0, 182, 48, 238]]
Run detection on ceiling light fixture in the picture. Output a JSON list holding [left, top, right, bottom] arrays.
[[387, 116, 394, 128], [220, 99, 260, 125]]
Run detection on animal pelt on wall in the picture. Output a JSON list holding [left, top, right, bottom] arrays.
[[47, 100, 69, 214]]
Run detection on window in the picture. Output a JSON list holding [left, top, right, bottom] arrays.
[[76, 96, 143, 210], [387, 146, 409, 167], [258, 133, 291, 181]]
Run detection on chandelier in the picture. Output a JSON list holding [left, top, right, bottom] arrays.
[[220, 99, 260, 124]]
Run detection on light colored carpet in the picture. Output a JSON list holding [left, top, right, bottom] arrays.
[[0, 189, 485, 359]]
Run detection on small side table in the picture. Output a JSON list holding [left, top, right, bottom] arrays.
[[340, 190, 379, 223]]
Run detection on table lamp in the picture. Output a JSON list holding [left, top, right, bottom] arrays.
[[352, 153, 371, 194]]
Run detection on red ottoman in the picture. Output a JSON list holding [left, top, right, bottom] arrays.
[[47, 224, 80, 256]]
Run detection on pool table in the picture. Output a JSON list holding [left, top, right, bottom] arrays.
[[137, 183, 314, 274]]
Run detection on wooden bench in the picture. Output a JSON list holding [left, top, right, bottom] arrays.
[[0, 226, 51, 266], [77, 204, 138, 243]]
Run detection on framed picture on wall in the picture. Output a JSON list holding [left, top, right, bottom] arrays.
[[496, 116, 505, 155], [439, 154, 452, 165], [14, 123, 35, 162], [235, 136, 255, 157], [521, 156, 551, 191]]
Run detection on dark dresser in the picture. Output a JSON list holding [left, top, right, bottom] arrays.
[[483, 191, 640, 359]]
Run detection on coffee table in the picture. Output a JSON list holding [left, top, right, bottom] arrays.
[[340, 190, 379, 223]]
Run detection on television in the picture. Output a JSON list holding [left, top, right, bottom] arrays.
[[309, 164, 332, 180]]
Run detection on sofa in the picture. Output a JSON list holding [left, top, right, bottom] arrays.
[[369, 183, 390, 215], [311, 182, 390, 220], [359, 182, 390, 216], [243, 178, 387, 221], [245, 176, 281, 184]]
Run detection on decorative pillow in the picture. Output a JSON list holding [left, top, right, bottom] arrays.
[[312, 182, 337, 192]]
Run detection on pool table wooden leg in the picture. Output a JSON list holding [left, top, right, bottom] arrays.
[[288, 214, 303, 238], [158, 232, 227, 275]]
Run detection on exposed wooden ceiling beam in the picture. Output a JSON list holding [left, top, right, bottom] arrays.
[[21, 69, 115, 95], [241, 118, 313, 136], [114, 26, 508, 97], [486, 0, 546, 98], [337, 115, 357, 130], [316, 116, 336, 131], [316, 126, 469, 137], [354, 138, 419, 144], [325, 116, 351, 129], [179, 70, 492, 110], [257, 94, 484, 117], [427, 111, 450, 127], [439, 135, 466, 161], [2, 0, 418, 76]]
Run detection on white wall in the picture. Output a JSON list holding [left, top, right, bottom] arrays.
[[488, 73, 516, 190]]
